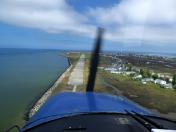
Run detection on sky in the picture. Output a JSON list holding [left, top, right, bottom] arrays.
[[0, 0, 176, 53]]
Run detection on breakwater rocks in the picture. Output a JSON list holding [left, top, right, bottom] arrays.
[[28, 64, 72, 118]]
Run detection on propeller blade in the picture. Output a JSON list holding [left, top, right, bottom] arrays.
[[86, 28, 104, 92]]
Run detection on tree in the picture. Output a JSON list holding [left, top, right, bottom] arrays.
[[128, 65, 132, 71], [146, 70, 151, 77], [140, 69, 144, 77], [172, 74, 176, 86], [140, 69, 151, 78], [165, 78, 170, 83], [152, 74, 158, 80], [126, 64, 132, 71]]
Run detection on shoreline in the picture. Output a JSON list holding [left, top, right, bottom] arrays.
[[25, 54, 72, 120]]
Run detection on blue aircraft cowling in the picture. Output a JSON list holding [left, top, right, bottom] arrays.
[[23, 92, 154, 130]]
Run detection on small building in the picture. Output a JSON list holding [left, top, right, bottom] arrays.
[[118, 67, 123, 71], [169, 78, 173, 82], [157, 73, 165, 78], [124, 71, 136, 75], [132, 67, 140, 72], [133, 74, 142, 80], [142, 81, 147, 84], [141, 78, 154, 84], [142, 78, 154, 82], [164, 83, 173, 89], [154, 79, 167, 85], [105, 67, 117, 71], [110, 71, 123, 74]]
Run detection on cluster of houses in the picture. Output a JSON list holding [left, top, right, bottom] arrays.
[[140, 77, 173, 89], [102, 62, 174, 89]]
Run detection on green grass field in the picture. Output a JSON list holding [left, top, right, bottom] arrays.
[[99, 70, 176, 115]]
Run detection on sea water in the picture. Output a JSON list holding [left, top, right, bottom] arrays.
[[0, 48, 69, 130]]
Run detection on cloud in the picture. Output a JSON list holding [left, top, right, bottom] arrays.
[[88, 0, 176, 44], [0, 0, 176, 46], [0, 0, 95, 35], [89, 0, 176, 25]]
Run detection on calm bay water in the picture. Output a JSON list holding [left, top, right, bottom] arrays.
[[0, 49, 69, 130]]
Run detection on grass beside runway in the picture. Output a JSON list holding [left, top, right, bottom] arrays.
[[53, 52, 176, 120], [98, 70, 176, 120]]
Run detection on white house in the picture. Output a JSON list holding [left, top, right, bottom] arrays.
[[142, 81, 147, 84], [157, 73, 165, 78], [169, 78, 173, 82], [124, 71, 136, 75], [154, 79, 167, 85], [110, 71, 123, 74], [133, 74, 142, 79], [141, 78, 154, 84], [118, 67, 123, 71], [105, 67, 117, 71]]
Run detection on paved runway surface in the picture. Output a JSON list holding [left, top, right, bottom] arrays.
[[68, 54, 85, 92]]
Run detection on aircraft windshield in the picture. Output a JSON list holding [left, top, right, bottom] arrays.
[[0, 0, 176, 131]]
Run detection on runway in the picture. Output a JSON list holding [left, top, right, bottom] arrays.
[[68, 54, 85, 92]]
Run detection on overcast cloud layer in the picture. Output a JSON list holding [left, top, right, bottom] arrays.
[[0, 0, 176, 46]]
